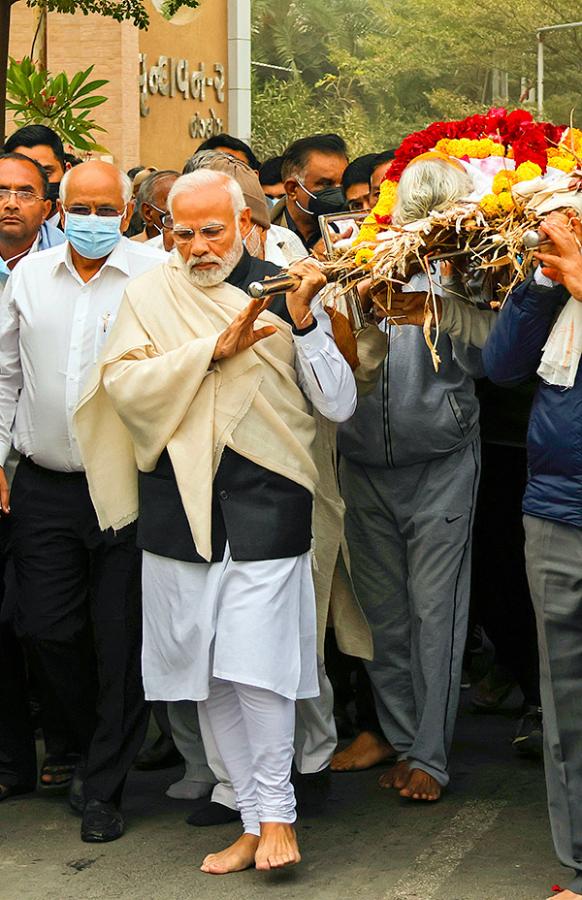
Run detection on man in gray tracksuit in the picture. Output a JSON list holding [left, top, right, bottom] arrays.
[[337, 322, 482, 798]]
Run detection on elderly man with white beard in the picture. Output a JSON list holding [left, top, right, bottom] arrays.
[[74, 170, 357, 874]]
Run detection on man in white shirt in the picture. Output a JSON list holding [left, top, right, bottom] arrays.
[[0, 151, 67, 804], [0, 160, 165, 842]]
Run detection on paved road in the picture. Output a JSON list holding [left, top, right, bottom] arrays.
[[0, 693, 570, 900]]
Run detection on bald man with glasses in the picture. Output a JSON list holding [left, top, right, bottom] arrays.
[[0, 160, 165, 843]]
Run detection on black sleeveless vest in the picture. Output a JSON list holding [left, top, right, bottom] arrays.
[[136, 250, 314, 563]]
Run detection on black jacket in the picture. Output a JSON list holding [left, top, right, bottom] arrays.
[[136, 250, 314, 563]]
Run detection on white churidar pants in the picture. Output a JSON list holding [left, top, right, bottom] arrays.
[[200, 677, 296, 835], [167, 655, 337, 810], [141, 545, 319, 827]]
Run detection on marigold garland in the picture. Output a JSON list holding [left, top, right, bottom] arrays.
[[492, 171, 518, 194], [354, 247, 375, 268], [515, 161, 542, 181], [549, 156, 576, 173], [366, 107, 571, 230], [435, 137, 504, 159]]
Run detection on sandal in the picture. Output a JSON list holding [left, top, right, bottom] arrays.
[[0, 783, 35, 802], [40, 754, 81, 790]]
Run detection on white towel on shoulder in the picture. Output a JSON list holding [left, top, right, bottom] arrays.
[[538, 295, 582, 388]]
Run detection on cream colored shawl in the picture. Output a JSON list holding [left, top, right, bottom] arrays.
[[74, 254, 318, 561]]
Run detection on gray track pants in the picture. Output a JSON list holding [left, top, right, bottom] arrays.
[[524, 514, 582, 893], [340, 440, 480, 786]]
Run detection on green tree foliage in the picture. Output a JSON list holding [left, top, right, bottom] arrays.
[[0, 0, 201, 141], [24, 0, 200, 28], [251, 0, 582, 158], [6, 57, 109, 151]]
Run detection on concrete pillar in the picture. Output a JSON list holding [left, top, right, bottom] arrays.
[[227, 0, 251, 142]]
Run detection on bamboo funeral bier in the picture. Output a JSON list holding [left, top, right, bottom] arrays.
[[332, 109, 582, 368], [248, 109, 582, 370]]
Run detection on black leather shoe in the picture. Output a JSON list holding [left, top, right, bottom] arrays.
[[186, 799, 240, 827], [134, 734, 182, 771], [68, 760, 86, 814], [81, 799, 125, 843]]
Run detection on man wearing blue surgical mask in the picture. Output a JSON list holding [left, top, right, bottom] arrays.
[[0, 160, 166, 844], [271, 134, 349, 255]]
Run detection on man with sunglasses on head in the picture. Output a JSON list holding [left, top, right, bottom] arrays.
[[0, 160, 165, 843]]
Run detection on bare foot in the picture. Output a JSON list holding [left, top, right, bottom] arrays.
[[331, 731, 396, 772], [399, 768, 442, 802], [200, 833, 259, 874], [547, 892, 582, 899], [379, 760, 410, 790], [255, 822, 301, 871]]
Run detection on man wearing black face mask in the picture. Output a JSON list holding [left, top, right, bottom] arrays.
[[271, 134, 348, 253], [4, 125, 69, 227]]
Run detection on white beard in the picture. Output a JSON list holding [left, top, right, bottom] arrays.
[[187, 229, 243, 287]]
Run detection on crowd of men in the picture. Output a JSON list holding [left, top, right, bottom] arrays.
[[0, 122, 580, 898]]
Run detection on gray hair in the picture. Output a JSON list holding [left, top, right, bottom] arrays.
[[392, 159, 473, 225], [182, 149, 228, 174], [136, 169, 179, 212], [168, 169, 246, 218], [59, 164, 133, 205]]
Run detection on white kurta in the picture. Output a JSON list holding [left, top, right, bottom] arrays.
[[142, 547, 318, 702]]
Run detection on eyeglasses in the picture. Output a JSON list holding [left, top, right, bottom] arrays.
[[65, 205, 125, 218], [0, 188, 45, 205], [161, 214, 226, 244]]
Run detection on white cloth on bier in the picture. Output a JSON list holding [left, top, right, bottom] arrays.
[[142, 545, 319, 703]]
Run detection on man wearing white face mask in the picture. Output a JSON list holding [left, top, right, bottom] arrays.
[[0, 160, 165, 843], [132, 169, 179, 248]]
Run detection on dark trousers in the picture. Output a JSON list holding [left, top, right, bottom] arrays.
[[324, 629, 379, 734], [10, 458, 148, 805], [471, 443, 540, 706], [0, 519, 36, 788]]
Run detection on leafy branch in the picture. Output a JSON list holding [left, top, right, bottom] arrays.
[[23, 0, 201, 28], [6, 56, 109, 151]]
